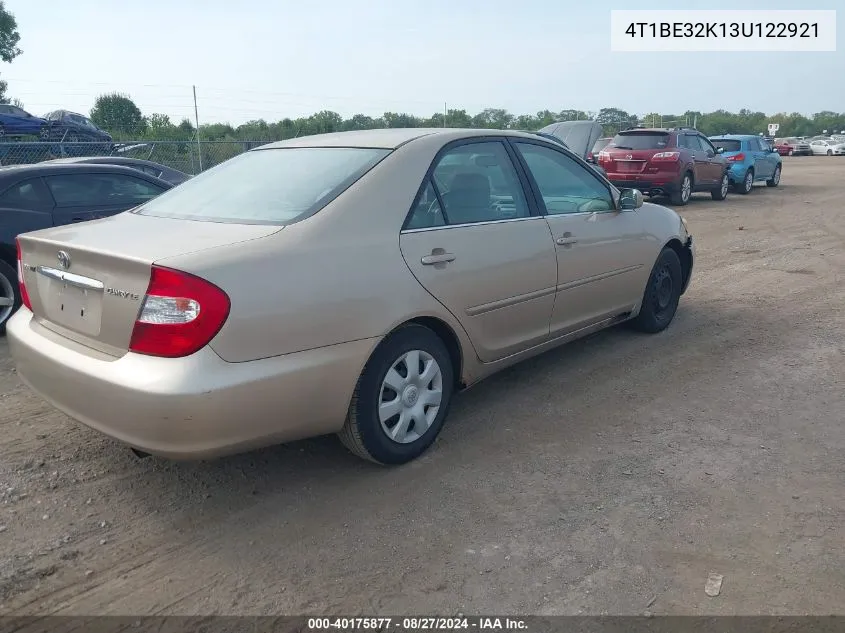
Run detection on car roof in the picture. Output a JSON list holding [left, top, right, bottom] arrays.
[[709, 134, 756, 140], [45, 156, 182, 171], [0, 162, 173, 184], [259, 128, 546, 150]]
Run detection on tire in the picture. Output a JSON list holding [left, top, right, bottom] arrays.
[[788, 149, 794, 156], [735, 169, 753, 194], [339, 324, 455, 465], [630, 248, 682, 334], [0, 259, 22, 336], [827, 150, 833, 156], [767, 165, 782, 187], [711, 173, 729, 200], [670, 172, 692, 206]]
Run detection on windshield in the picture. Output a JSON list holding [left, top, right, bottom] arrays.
[[610, 132, 670, 150], [134, 147, 391, 225], [710, 139, 742, 152]]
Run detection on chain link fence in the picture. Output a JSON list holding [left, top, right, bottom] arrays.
[[0, 140, 269, 175]]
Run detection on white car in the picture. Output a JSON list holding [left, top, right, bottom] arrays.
[[809, 139, 845, 156]]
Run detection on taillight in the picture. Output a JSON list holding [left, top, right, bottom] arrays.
[[726, 153, 745, 162], [15, 238, 32, 311], [129, 265, 230, 358], [651, 152, 680, 162], [586, 151, 594, 162]]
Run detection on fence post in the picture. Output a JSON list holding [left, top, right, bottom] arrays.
[[193, 85, 203, 172]]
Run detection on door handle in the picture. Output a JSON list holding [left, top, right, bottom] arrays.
[[421, 252, 455, 265], [556, 235, 578, 246]]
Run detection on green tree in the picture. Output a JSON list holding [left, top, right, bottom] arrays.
[[595, 107, 637, 136], [90, 92, 147, 137], [0, 1, 22, 104]]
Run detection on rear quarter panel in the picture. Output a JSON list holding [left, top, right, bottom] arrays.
[[157, 135, 479, 378]]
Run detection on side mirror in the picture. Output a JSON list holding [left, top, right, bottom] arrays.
[[716, 147, 725, 154], [619, 188, 644, 211]]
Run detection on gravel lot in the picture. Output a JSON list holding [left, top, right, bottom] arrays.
[[1, 157, 843, 616]]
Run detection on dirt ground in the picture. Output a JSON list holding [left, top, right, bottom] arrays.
[[0, 157, 844, 616]]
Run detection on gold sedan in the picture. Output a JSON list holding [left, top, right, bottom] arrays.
[[7, 128, 694, 464]]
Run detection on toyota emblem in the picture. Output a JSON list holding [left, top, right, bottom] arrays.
[[57, 250, 71, 270]]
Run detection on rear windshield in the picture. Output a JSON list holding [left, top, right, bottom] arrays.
[[710, 139, 741, 152], [134, 147, 390, 225], [610, 132, 670, 150]]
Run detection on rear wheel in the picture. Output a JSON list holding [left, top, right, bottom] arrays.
[[788, 149, 794, 156], [827, 149, 833, 156], [735, 169, 753, 194], [630, 248, 682, 334], [0, 259, 21, 336], [767, 165, 781, 187], [670, 173, 692, 206], [711, 173, 729, 200], [339, 324, 454, 464]]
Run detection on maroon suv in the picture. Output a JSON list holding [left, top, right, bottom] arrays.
[[597, 128, 730, 206]]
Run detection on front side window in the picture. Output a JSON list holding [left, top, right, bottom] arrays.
[[46, 174, 165, 207], [135, 147, 390, 224], [428, 141, 529, 225], [514, 142, 614, 215]]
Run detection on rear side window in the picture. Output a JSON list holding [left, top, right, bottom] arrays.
[[610, 132, 670, 150], [135, 147, 390, 224], [711, 139, 741, 152], [46, 174, 166, 207], [0, 178, 53, 208]]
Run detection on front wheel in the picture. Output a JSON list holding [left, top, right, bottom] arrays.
[[711, 173, 729, 200], [767, 165, 781, 187], [630, 248, 682, 334], [827, 150, 833, 156], [339, 324, 454, 464]]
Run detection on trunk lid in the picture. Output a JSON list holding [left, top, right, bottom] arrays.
[[600, 148, 658, 174], [536, 121, 603, 161], [18, 212, 281, 356]]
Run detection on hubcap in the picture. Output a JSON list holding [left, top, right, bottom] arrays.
[[653, 266, 673, 312], [745, 172, 753, 191], [721, 176, 728, 196], [681, 176, 691, 202], [378, 349, 443, 444], [774, 168, 781, 184], [0, 271, 15, 326]]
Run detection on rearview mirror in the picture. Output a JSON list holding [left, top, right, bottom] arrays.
[[619, 188, 643, 211]]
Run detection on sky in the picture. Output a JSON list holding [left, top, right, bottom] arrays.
[[2, 0, 843, 126]]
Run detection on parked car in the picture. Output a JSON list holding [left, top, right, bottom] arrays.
[[43, 110, 113, 144], [8, 128, 695, 464], [597, 127, 729, 206], [709, 135, 782, 194], [774, 137, 811, 156], [588, 138, 612, 164], [809, 138, 845, 156], [0, 163, 172, 332], [0, 104, 51, 140], [536, 120, 608, 177], [44, 156, 192, 186]]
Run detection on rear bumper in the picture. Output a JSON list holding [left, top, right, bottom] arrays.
[[606, 176, 679, 197], [726, 163, 749, 182], [7, 310, 377, 459]]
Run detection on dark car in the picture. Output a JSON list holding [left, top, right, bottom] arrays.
[[597, 127, 729, 206], [587, 137, 612, 164], [44, 156, 192, 186], [0, 104, 51, 140], [0, 163, 172, 332], [43, 110, 113, 144]]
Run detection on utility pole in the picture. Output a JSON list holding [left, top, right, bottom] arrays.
[[193, 85, 203, 171], [443, 102, 447, 128]]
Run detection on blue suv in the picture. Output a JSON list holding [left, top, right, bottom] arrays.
[[709, 135, 782, 194]]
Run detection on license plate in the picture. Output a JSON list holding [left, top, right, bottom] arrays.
[[49, 283, 103, 336], [617, 162, 642, 173]]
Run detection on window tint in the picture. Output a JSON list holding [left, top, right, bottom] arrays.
[[46, 174, 166, 207], [698, 136, 717, 153], [136, 147, 389, 224], [406, 180, 446, 229], [430, 141, 529, 225], [711, 139, 741, 152], [611, 132, 669, 150], [514, 142, 614, 215], [0, 178, 53, 208]]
